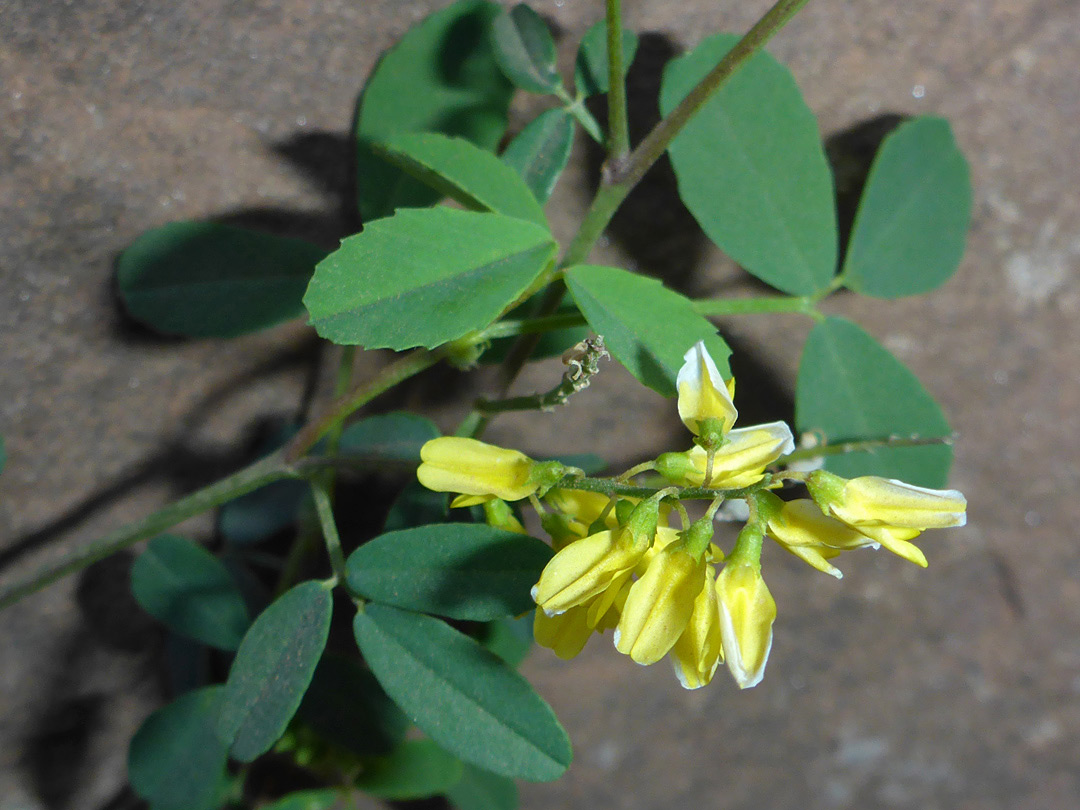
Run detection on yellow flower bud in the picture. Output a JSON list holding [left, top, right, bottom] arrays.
[[534, 577, 628, 660], [677, 341, 737, 437], [532, 530, 641, 616], [615, 541, 706, 665], [533, 604, 592, 660], [809, 470, 966, 530], [532, 496, 662, 616], [659, 422, 794, 489], [715, 561, 776, 689], [544, 489, 619, 532], [417, 437, 538, 504], [670, 565, 724, 690]]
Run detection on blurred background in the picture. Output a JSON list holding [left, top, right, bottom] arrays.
[[1, 1, 1077, 808]]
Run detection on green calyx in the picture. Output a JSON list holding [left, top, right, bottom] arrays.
[[806, 469, 847, 515], [728, 521, 766, 569], [679, 516, 715, 559], [444, 334, 488, 369], [656, 451, 695, 484], [751, 490, 784, 526], [529, 460, 583, 497], [618, 491, 667, 550], [693, 417, 729, 452], [613, 498, 636, 526]]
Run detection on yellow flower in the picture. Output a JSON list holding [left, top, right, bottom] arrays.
[[417, 437, 572, 507], [533, 603, 592, 660], [808, 470, 966, 530], [658, 422, 795, 489], [767, 497, 932, 569], [715, 561, 776, 689], [804, 471, 967, 567], [544, 488, 620, 534], [676, 340, 737, 437], [614, 542, 706, 665], [534, 580, 627, 659], [670, 565, 724, 690], [532, 496, 662, 616], [849, 523, 928, 568], [765, 498, 872, 579]]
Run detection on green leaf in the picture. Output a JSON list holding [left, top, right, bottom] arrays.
[[298, 653, 408, 757], [841, 117, 972, 298], [795, 317, 953, 487], [260, 789, 343, 810], [355, 0, 513, 221], [217, 580, 333, 762], [372, 133, 547, 228], [446, 763, 520, 810], [384, 481, 451, 532], [338, 412, 441, 463], [574, 18, 639, 97], [356, 739, 464, 800], [565, 264, 731, 396], [501, 108, 575, 203], [130, 535, 250, 651], [490, 4, 560, 94], [117, 222, 327, 338], [346, 524, 551, 621], [353, 604, 571, 781], [305, 207, 556, 350], [479, 613, 534, 668], [661, 34, 837, 295], [128, 686, 230, 810]]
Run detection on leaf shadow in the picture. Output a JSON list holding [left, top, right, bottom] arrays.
[[0, 340, 321, 578]]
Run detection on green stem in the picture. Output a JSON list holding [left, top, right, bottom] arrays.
[[285, 347, 443, 462], [310, 480, 348, 586], [554, 474, 765, 502], [618, 461, 657, 482], [560, 0, 813, 272], [610, 0, 812, 190], [0, 453, 299, 611], [479, 312, 585, 340], [605, 0, 629, 158], [692, 295, 818, 317], [318, 344, 359, 486], [780, 434, 953, 465], [455, 410, 488, 439], [276, 345, 357, 595]]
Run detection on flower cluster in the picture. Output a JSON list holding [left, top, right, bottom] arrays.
[[416, 341, 967, 690]]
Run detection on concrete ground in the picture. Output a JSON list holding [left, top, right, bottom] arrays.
[[1, 0, 1077, 808]]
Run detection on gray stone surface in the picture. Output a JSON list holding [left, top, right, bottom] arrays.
[[2, 1, 1078, 809]]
